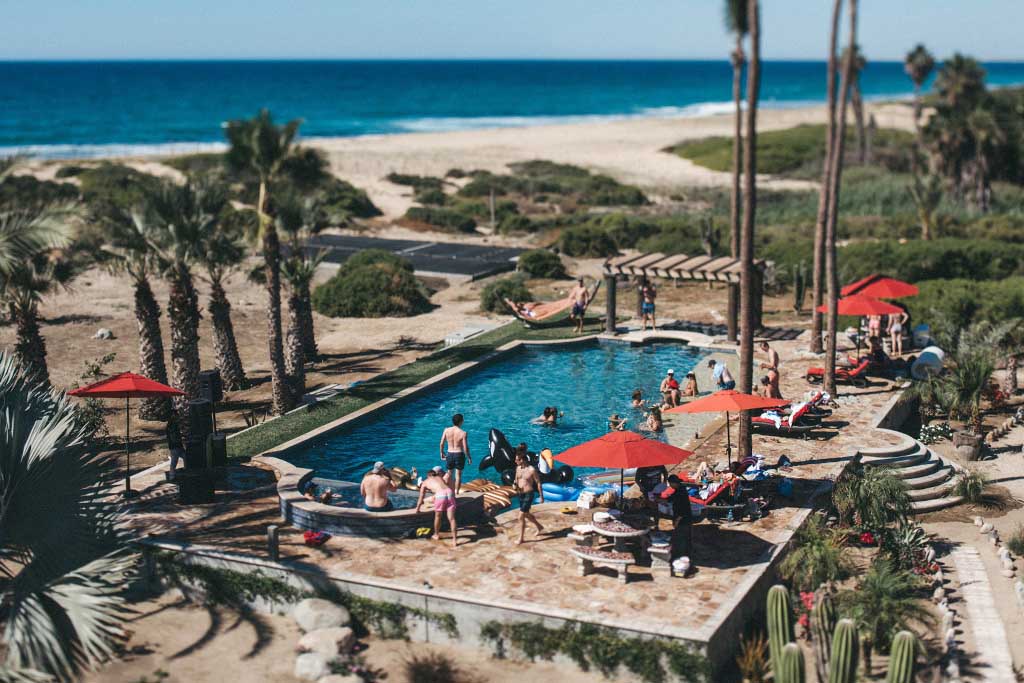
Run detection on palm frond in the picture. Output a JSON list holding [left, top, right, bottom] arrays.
[[0, 204, 76, 275]]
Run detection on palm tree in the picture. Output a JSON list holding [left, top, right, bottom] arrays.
[[0, 351, 136, 680], [778, 514, 849, 591], [966, 106, 1003, 212], [844, 45, 868, 164], [736, 0, 761, 460], [903, 44, 936, 130], [823, 0, 859, 396], [907, 167, 943, 240], [934, 54, 986, 111], [225, 110, 302, 415], [198, 213, 248, 391], [810, 0, 844, 355], [96, 204, 172, 420], [276, 193, 328, 365], [0, 242, 81, 385], [725, 0, 749, 343], [833, 463, 911, 528], [142, 179, 227, 413], [838, 560, 932, 673]]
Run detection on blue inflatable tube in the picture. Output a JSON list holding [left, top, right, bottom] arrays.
[[541, 482, 582, 501]]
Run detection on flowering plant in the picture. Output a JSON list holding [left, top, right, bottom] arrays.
[[859, 531, 876, 546]]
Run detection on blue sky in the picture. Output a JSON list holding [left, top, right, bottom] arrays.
[[2, 0, 1022, 61]]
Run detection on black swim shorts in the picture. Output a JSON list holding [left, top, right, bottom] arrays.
[[445, 451, 466, 471], [518, 492, 534, 513]]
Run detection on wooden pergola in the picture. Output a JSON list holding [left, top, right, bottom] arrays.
[[602, 252, 768, 334]]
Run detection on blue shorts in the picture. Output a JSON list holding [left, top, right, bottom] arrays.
[[719, 380, 736, 390], [642, 302, 655, 314], [445, 452, 466, 471], [571, 303, 585, 317]]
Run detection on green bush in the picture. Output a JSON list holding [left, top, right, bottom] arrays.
[[907, 278, 1024, 330], [318, 177, 382, 221], [0, 175, 79, 206], [164, 152, 228, 177], [517, 250, 567, 279], [414, 188, 447, 206], [1007, 524, 1024, 557], [480, 276, 533, 313], [497, 213, 534, 234], [597, 213, 660, 249], [557, 225, 619, 258], [405, 206, 476, 233], [54, 165, 86, 178], [456, 160, 647, 206], [386, 172, 444, 192], [77, 163, 163, 209], [312, 253, 431, 318]]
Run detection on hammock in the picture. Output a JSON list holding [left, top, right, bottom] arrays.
[[505, 281, 601, 326]]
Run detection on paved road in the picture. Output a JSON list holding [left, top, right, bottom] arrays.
[[307, 234, 523, 279]]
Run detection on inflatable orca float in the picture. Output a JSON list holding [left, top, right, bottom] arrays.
[[480, 428, 574, 485]]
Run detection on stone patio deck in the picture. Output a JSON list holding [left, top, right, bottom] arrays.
[[127, 335, 910, 672]]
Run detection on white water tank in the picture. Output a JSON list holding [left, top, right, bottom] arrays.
[[911, 346, 945, 380]]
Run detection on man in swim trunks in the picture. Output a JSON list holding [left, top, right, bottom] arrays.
[[416, 466, 458, 549], [759, 341, 779, 372], [708, 359, 736, 390], [360, 461, 397, 512], [640, 278, 657, 331], [439, 413, 471, 494], [660, 368, 680, 407], [512, 446, 544, 544], [569, 278, 590, 334]]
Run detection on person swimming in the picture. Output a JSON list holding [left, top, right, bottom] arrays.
[[631, 389, 644, 409], [608, 413, 628, 431], [645, 406, 664, 432]]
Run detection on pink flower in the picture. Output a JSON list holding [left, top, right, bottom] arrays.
[[798, 614, 810, 629], [859, 531, 875, 545]]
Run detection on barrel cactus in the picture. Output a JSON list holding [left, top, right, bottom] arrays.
[[811, 592, 836, 683], [886, 631, 917, 683], [767, 585, 794, 674], [828, 619, 859, 683], [776, 642, 806, 683]]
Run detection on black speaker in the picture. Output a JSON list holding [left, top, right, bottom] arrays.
[[198, 370, 223, 403], [176, 470, 215, 504], [209, 433, 227, 468], [188, 399, 213, 440], [184, 435, 207, 470]]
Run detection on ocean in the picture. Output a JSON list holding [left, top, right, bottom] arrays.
[[3, 59, 1024, 159]]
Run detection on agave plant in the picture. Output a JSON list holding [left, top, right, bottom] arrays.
[[0, 351, 136, 680]]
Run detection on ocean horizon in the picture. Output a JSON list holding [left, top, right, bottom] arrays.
[[3, 58, 1024, 159]]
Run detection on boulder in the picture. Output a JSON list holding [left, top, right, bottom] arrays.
[[293, 598, 351, 632], [93, 328, 114, 340], [973, 516, 984, 527], [294, 653, 332, 681], [980, 523, 994, 534], [297, 627, 355, 656]]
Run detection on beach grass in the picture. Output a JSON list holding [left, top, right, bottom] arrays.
[[226, 316, 608, 460]]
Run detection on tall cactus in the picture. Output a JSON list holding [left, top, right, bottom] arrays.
[[811, 592, 837, 683], [776, 643, 806, 683], [828, 619, 859, 683], [886, 631, 917, 683], [767, 585, 794, 674], [793, 260, 807, 312]]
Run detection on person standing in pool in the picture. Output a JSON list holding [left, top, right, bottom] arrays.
[[708, 359, 736, 390], [361, 461, 397, 512], [439, 413, 471, 495], [569, 278, 590, 334], [512, 446, 544, 545], [416, 466, 458, 549]]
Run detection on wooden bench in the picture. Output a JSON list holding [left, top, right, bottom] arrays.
[[570, 547, 636, 584]]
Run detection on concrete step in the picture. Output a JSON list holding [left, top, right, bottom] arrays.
[[856, 430, 920, 459], [912, 495, 964, 514], [907, 481, 956, 502], [861, 445, 929, 468], [891, 455, 943, 480], [902, 464, 955, 490]]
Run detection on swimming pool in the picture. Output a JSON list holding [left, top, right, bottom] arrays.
[[287, 340, 709, 484]]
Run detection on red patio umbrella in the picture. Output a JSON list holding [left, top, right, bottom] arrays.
[[665, 390, 789, 464], [69, 372, 184, 497], [841, 274, 919, 299], [556, 430, 693, 494]]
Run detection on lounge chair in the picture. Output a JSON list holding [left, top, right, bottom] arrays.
[[805, 359, 871, 388], [505, 281, 601, 327], [751, 403, 816, 435]]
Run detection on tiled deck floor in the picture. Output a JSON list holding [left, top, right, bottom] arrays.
[[128, 337, 906, 637]]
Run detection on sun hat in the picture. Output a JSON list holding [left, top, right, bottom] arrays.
[[372, 461, 385, 472], [430, 465, 444, 474], [667, 369, 675, 374]]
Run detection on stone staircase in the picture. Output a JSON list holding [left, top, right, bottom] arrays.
[[855, 429, 963, 514]]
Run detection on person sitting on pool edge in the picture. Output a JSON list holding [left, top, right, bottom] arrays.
[[416, 466, 458, 549], [708, 359, 736, 390], [660, 368, 680, 407], [683, 371, 699, 397], [439, 413, 471, 495], [361, 460, 397, 512]]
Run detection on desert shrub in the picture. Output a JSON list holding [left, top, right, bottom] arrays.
[[480, 276, 532, 313], [596, 213, 659, 249], [312, 253, 430, 318], [779, 514, 850, 591], [54, 165, 86, 178], [405, 206, 476, 233], [953, 469, 988, 504], [906, 277, 1024, 330], [1007, 524, 1024, 556], [457, 161, 647, 206], [315, 177, 382, 222], [403, 652, 469, 683], [164, 152, 226, 178], [77, 163, 163, 209], [517, 250, 567, 279], [414, 188, 447, 206], [0, 174, 79, 206], [445, 168, 467, 178], [495, 214, 532, 234], [557, 225, 618, 258], [386, 172, 444, 192], [833, 464, 911, 529]]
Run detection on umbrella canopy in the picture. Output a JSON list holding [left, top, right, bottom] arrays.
[[841, 274, 919, 299], [664, 389, 789, 415], [555, 430, 693, 470], [69, 372, 184, 398], [815, 294, 903, 317]]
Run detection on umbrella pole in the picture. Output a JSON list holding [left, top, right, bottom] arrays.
[[726, 411, 732, 466], [125, 397, 131, 497]]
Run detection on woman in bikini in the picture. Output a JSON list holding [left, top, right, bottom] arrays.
[[415, 466, 458, 549]]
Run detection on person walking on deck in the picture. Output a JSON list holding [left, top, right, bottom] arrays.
[[416, 466, 458, 548], [512, 445, 545, 545]]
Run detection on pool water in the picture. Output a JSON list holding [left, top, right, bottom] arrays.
[[307, 478, 420, 510], [288, 341, 708, 484]]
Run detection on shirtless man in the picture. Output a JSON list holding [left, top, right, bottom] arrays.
[[512, 446, 544, 544], [659, 368, 680, 407], [759, 341, 780, 372], [708, 359, 736, 390], [640, 279, 657, 331], [439, 413, 471, 494], [569, 278, 589, 334], [415, 466, 457, 548], [360, 461, 397, 512]]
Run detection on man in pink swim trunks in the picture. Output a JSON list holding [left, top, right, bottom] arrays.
[[416, 466, 458, 549]]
